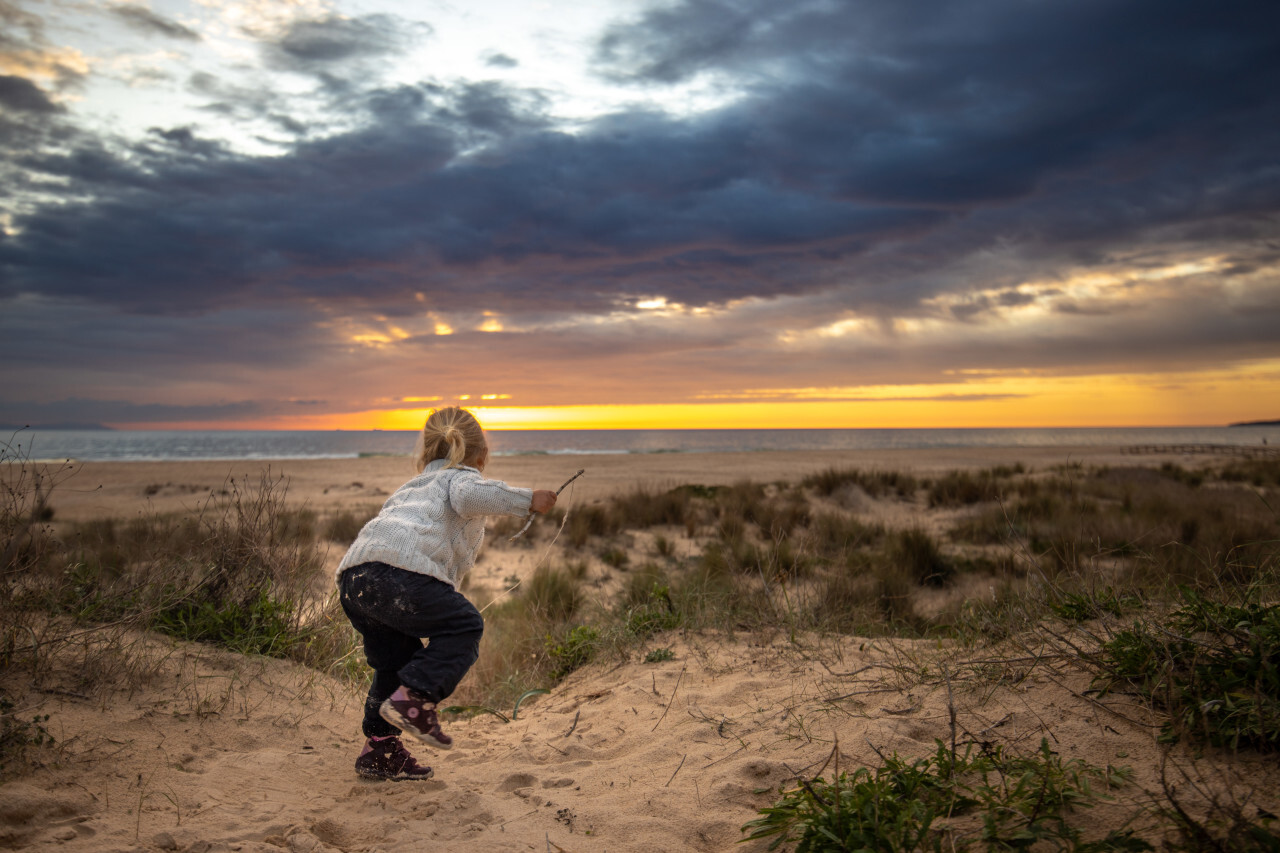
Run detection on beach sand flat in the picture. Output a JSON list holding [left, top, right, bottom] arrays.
[[48, 444, 1207, 523], [4, 445, 1275, 852]]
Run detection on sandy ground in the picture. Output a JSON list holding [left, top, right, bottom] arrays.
[[7, 628, 1278, 852], [4, 446, 1276, 851]]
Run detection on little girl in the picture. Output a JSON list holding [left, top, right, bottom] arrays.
[[337, 407, 556, 781]]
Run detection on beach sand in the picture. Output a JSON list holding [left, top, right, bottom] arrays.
[[4, 445, 1275, 852], [48, 444, 1203, 523]]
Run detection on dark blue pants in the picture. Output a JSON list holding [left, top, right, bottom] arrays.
[[338, 562, 484, 738]]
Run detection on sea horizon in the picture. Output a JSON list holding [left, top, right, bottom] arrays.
[[5, 424, 1277, 463]]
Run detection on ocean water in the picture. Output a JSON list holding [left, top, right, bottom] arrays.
[[6, 425, 1277, 462]]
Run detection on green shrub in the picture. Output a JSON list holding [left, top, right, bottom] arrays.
[[644, 648, 674, 663], [152, 589, 297, 657], [621, 576, 680, 640], [1096, 590, 1280, 750], [743, 740, 1141, 852]]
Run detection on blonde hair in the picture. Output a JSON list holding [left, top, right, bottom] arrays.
[[415, 407, 487, 473]]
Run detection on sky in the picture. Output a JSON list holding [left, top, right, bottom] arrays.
[[1, 0, 1279, 431]]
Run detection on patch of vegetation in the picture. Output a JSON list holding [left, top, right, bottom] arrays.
[[0, 696, 53, 772], [927, 469, 1010, 508], [599, 545, 630, 568], [1095, 589, 1280, 751], [152, 589, 299, 656], [1049, 588, 1141, 622], [644, 647, 674, 663], [546, 624, 600, 679], [743, 739, 1143, 852], [802, 467, 919, 500], [1, 455, 358, 692], [890, 528, 955, 588]]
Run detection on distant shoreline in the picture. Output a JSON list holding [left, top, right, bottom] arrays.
[[1229, 419, 1280, 427]]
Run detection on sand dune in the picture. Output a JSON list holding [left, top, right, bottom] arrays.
[[4, 446, 1276, 851]]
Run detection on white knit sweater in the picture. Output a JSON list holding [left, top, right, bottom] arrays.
[[336, 460, 534, 589]]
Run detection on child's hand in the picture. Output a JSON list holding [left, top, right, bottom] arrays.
[[530, 490, 557, 513]]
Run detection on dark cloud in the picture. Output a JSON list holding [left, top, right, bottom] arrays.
[[2, 0, 1279, 418], [484, 53, 518, 69], [0, 74, 61, 113], [267, 14, 425, 71], [0, 397, 264, 426], [109, 5, 201, 41], [595, 0, 756, 83]]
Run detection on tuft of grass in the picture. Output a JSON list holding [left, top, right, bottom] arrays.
[[522, 564, 583, 623], [927, 469, 1007, 508], [889, 528, 955, 588], [546, 624, 600, 679], [803, 467, 919, 500]]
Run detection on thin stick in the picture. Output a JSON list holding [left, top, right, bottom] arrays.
[[510, 469, 586, 541], [479, 487, 575, 615], [651, 667, 686, 732], [944, 664, 957, 763], [563, 710, 580, 738], [665, 753, 688, 787]]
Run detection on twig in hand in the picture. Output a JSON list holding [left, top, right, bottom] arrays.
[[510, 469, 585, 541]]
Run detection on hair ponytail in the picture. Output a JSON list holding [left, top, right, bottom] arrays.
[[415, 407, 487, 472]]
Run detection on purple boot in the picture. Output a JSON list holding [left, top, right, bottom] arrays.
[[380, 685, 453, 750], [354, 736, 433, 781]]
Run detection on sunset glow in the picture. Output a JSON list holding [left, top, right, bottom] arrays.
[[2, 1, 1277, 431], [117, 361, 1280, 432]]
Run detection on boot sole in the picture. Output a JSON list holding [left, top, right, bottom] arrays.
[[379, 700, 454, 750]]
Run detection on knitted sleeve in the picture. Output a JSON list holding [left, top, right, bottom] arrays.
[[448, 469, 533, 518]]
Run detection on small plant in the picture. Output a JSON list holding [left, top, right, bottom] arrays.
[[644, 647, 675, 663], [546, 625, 600, 679]]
